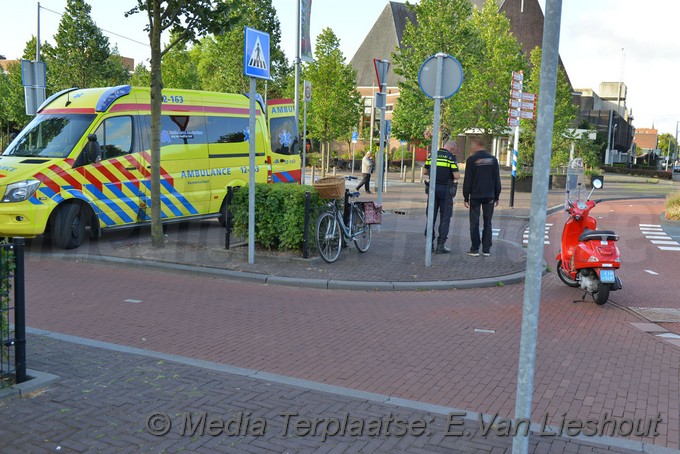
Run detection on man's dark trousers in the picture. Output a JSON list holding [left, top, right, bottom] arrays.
[[429, 183, 453, 244], [356, 173, 371, 193], [469, 198, 494, 253]]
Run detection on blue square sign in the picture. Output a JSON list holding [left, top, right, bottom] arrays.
[[244, 27, 270, 80]]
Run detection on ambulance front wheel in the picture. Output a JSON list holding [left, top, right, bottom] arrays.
[[52, 203, 86, 249]]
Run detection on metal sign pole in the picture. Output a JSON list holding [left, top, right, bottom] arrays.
[[512, 0, 563, 452], [243, 26, 270, 265], [424, 54, 443, 267], [248, 77, 257, 264]]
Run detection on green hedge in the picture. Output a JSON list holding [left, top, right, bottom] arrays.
[[602, 165, 672, 180], [230, 184, 326, 251], [0, 242, 13, 342]]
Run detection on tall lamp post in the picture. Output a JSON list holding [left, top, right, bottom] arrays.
[[674, 121, 679, 167]]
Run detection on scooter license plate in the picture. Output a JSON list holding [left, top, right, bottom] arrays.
[[600, 269, 616, 283]]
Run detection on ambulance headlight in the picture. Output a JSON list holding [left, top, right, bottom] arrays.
[[2, 180, 41, 203]]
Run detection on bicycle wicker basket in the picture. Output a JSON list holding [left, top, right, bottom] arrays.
[[313, 176, 345, 199]]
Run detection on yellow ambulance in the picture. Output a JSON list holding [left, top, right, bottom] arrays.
[[0, 85, 301, 249]]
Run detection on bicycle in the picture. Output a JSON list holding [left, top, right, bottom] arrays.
[[315, 176, 372, 263]]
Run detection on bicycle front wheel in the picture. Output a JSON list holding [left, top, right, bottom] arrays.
[[351, 204, 372, 253], [316, 212, 342, 263]]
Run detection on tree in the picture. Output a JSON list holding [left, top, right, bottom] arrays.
[[657, 133, 676, 160], [130, 63, 151, 86], [301, 28, 361, 175], [160, 33, 201, 90], [448, 0, 527, 138], [194, 0, 290, 98], [125, 0, 234, 248], [0, 38, 45, 141], [43, 0, 129, 90], [518, 46, 578, 170], [391, 0, 474, 150]]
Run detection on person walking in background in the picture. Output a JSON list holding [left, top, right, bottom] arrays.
[[424, 140, 460, 254], [463, 137, 501, 257], [356, 151, 373, 194]]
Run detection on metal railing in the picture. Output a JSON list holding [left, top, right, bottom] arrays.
[[1, 238, 26, 387]]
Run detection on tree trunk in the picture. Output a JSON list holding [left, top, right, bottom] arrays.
[[149, 0, 164, 248], [410, 143, 416, 182]]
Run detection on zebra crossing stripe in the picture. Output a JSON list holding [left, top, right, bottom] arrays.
[[522, 223, 552, 245], [639, 223, 680, 251]]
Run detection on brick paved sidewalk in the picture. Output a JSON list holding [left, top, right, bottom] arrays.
[[21, 171, 679, 290], [0, 332, 650, 454]]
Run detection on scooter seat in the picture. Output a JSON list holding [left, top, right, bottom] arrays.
[[578, 229, 618, 242]]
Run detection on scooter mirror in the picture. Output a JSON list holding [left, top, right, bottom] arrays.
[[592, 178, 603, 189]]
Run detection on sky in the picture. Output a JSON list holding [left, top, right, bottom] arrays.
[[1, 0, 679, 137]]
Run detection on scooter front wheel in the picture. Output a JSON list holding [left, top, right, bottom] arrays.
[[556, 261, 579, 287], [593, 281, 611, 305]]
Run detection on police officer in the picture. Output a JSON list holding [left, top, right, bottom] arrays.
[[424, 140, 460, 253]]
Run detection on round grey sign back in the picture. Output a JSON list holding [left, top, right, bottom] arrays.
[[418, 54, 463, 99]]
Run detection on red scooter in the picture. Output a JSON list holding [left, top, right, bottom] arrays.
[[556, 179, 622, 305]]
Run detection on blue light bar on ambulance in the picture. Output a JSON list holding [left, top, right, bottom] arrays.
[[95, 85, 132, 112]]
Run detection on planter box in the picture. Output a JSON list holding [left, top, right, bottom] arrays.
[[585, 174, 603, 188], [514, 175, 552, 192], [552, 174, 567, 189]]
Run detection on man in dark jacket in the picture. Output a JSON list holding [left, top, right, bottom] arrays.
[[462, 137, 501, 256], [424, 140, 460, 253]]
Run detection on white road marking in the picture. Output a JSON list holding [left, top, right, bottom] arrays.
[[523, 224, 552, 246], [640, 224, 680, 251], [644, 269, 659, 275], [124, 299, 143, 303]]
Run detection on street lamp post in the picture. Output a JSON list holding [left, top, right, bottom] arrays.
[[674, 121, 679, 167]]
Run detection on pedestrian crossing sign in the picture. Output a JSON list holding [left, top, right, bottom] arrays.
[[244, 27, 270, 80]]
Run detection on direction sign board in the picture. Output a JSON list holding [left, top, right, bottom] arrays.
[[511, 80, 522, 91], [512, 71, 523, 81], [508, 117, 519, 127], [520, 101, 535, 110], [508, 110, 535, 120], [351, 131, 358, 143], [521, 92, 536, 102], [243, 27, 270, 79]]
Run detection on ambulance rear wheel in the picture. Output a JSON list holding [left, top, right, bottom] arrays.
[[52, 203, 86, 249]]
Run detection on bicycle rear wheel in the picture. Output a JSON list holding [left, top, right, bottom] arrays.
[[316, 212, 342, 263], [351, 204, 371, 253]]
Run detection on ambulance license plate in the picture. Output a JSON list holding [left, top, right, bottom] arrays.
[[600, 269, 615, 283]]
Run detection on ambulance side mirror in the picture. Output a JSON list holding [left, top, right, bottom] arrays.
[[86, 134, 101, 163]]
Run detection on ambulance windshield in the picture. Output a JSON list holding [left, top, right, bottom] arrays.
[[3, 114, 96, 158]]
